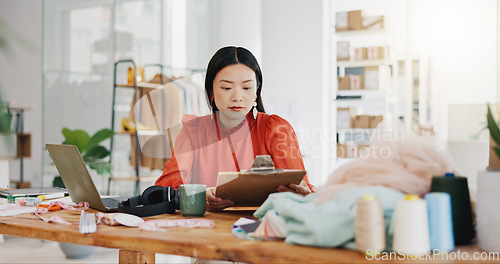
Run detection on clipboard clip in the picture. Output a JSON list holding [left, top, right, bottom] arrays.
[[247, 155, 282, 173]]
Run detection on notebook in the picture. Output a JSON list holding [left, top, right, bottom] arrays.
[[46, 144, 125, 212], [0, 187, 68, 198]]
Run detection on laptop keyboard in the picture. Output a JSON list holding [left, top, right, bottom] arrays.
[[102, 197, 122, 208]]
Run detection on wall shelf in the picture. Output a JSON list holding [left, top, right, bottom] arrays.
[[335, 28, 385, 36], [337, 59, 386, 68]]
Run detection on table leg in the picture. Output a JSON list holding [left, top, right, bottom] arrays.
[[119, 249, 155, 264]]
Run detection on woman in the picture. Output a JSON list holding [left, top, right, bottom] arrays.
[[155, 46, 314, 211]]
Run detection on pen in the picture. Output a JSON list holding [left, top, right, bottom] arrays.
[[37, 192, 66, 201]]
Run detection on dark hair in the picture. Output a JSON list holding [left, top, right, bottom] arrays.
[[205, 46, 265, 114]]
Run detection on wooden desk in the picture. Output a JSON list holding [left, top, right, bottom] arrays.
[[0, 209, 496, 263]]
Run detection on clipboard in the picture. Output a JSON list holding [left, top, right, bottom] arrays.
[[215, 169, 306, 206]]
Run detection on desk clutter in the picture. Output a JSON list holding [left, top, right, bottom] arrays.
[[232, 174, 475, 258]]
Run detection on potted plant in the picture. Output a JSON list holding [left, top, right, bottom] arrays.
[[477, 104, 500, 253], [56, 128, 115, 188], [487, 104, 500, 169]]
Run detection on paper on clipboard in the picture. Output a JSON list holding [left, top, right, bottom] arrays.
[[215, 169, 306, 206]]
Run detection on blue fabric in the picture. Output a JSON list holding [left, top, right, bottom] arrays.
[[254, 186, 404, 250]]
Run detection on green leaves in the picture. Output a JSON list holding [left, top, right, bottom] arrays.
[[62, 127, 115, 176], [83, 146, 110, 162], [487, 104, 500, 145], [87, 129, 114, 151], [62, 128, 90, 152], [0, 93, 9, 133]]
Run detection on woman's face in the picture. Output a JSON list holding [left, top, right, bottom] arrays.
[[213, 63, 257, 121]]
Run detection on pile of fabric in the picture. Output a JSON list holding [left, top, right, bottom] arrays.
[[251, 120, 458, 250]]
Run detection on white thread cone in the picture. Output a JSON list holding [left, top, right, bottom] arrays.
[[393, 194, 430, 256]]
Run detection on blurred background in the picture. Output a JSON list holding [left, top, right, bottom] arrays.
[[0, 0, 497, 194]]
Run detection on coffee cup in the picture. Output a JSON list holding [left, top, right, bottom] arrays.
[[179, 184, 206, 217]]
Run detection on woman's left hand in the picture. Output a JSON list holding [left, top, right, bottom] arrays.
[[276, 180, 311, 196]]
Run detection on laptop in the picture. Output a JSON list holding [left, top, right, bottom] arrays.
[[46, 144, 125, 212]]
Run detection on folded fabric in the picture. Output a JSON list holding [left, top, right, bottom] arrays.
[[254, 186, 404, 250]]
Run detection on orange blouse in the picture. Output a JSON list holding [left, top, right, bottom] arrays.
[[155, 112, 314, 191]]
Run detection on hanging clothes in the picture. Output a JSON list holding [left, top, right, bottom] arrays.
[[128, 76, 185, 170]]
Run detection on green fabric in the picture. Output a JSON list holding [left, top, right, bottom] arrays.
[[254, 186, 404, 250]]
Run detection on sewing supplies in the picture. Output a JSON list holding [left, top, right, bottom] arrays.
[[253, 209, 287, 240], [355, 194, 385, 255], [79, 210, 97, 234], [425, 192, 454, 252], [430, 173, 475, 244], [114, 213, 144, 227], [36, 203, 62, 211], [34, 201, 94, 225], [232, 218, 259, 240], [393, 194, 430, 257], [37, 192, 66, 201], [139, 219, 214, 231], [477, 170, 500, 253], [15, 197, 42, 207], [7, 195, 27, 204]]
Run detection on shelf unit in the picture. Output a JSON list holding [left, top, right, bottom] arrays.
[[0, 106, 31, 188], [108, 59, 165, 195], [333, 13, 394, 161]]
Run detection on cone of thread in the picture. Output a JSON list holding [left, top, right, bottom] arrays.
[[430, 173, 475, 244], [393, 194, 430, 256], [425, 192, 454, 252], [355, 194, 386, 255]]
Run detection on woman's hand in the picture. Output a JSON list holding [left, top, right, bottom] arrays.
[[276, 180, 311, 196], [206, 187, 234, 211]]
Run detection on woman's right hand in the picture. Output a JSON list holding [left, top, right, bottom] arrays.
[[206, 187, 234, 211]]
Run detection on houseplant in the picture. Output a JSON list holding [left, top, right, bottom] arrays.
[[61, 127, 115, 177], [0, 94, 8, 133], [487, 104, 500, 169], [477, 104, 500, 253]]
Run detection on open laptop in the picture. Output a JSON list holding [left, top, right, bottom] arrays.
[[46, 144, 125, 212]]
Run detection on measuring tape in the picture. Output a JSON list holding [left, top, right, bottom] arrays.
[[139, 219, 214, 231], [34, 201, 100, 225]]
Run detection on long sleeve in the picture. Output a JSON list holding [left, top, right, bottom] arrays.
[[155, 124, 195, 189], [264, 115, 315, 192]]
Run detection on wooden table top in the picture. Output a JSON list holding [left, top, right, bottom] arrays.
[[0, 208, 496, 263]]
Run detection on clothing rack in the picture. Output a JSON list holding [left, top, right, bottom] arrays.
[[108, 59, 206, 196]]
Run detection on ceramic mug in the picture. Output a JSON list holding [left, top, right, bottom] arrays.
[[179, 184, 206, 217]]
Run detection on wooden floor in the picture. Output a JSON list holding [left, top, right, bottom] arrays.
[[0, 235, 191, 263]]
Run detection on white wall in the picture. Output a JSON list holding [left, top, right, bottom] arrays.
[[216, 0, 262, 62], [262, 0, 327, 185], [185, 0, 262, 70], [410, 0, 497, 139], [0, 0, 43, 186]]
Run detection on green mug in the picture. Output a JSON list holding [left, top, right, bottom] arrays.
[[179, 184, 206, 217]]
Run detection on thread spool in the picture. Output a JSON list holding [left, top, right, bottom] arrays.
[[430, 173, 475, 245], [393, 194, 430, 257], [355, 194, 386, 256], [424, 192, 454, 253], [477, 170, 500, 253]]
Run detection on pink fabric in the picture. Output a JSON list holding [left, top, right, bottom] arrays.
[[314, 122, 457, 204]]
